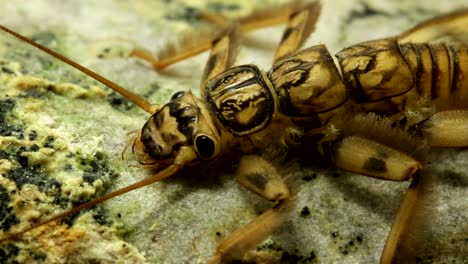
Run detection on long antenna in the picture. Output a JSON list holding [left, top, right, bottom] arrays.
[[0, 24, 157, 114]]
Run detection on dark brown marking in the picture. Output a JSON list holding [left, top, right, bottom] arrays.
[[141, 119, 164, 159], [203, 52, 218, 82], [289, 8, 302, 20], [280, 26, 295, 45], [278, 8, 303, 48], [246, 172, 268, 191], [167, 102, 195, 143], [443, 44, 452, 95], [363, 157, 387, 173], [337, 45, 378, 103], [153, 112, 164, 129], [447, 44, 459, 94], [411, 43, 424, 96], [376, 150, 389, 159], [162, 132, 178, 144], [221, 77, 258, 95], [428, 44, 439, 99]]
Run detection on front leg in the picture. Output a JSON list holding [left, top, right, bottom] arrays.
[[208, 154, 298, 264]]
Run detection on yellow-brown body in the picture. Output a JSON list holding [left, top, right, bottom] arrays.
[[267, 38, 468, 133], [1, 2, 467, 264]]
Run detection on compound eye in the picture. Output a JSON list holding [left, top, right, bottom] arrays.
[[170, 91, 185, 101], [195, 135, 215, 159]]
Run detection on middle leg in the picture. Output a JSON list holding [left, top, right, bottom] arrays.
[[208, 154, 299, 264]]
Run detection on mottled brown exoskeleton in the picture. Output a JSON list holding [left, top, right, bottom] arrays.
[[1, 1, 467, 263]]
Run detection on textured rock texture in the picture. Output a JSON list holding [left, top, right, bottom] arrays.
[[0, 1, 466, 263]]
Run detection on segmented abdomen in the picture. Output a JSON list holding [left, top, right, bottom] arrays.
[[400, 42, 468, 99], [267, 38, 468, 131], [337, 39, 468, 106]]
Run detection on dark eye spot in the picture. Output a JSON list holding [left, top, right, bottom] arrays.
[[170, 91, 185, 101], [195, 135, 215, 159]]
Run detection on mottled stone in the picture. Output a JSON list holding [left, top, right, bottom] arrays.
[[0, 1, 466, 263]]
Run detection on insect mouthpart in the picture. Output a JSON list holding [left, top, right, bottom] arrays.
[[140, 118, 173, 160], [140, 110, 187, 160]]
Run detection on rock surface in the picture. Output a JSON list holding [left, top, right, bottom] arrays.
[[0, 0, 467, 263]]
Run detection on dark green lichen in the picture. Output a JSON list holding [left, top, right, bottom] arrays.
[[301, 173, 317, 182], [28, 130, 37, 141], [0, 244, 20, 264], [0, 186, 20, 232], [0, 61, 16, 75], [0, 99, 22, 138], [42, 135, 55, 148], [142, 82, 161, 99], [415, 255, 435, 264], [91, 206, 113, 226], [3, 144, 117, 230], [439, 170, 468, 188], [331, 231, 339, 238], [107, 81, 161, 111], [356, 234, 363, 243], [280, 250, 316, 264], [29, 144, 39, 152], [300, 206, 310, 218], [30, 251, 47, 262], [77, 151, 116, 188], [206, 2, 240, 12], [6, 166, 50, 191], [17, 88, 48, 99], [95, 46, 127, 59], [338, 234, 363, 255], [1, 141, 54, 191], [29, 31, 57, 48], [164, 6, 203, 22], [106, 91, 135, 111], [61, 202, 114, 229], [1, 128, 116, 216]]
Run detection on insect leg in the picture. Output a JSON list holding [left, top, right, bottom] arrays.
[[199, 25, 240, 91], [324, 114, 430, 263], [326, 114, 425, 181], [131, 2, 305, 71], [398, 9, 468, 43], [380, 171, 425, 264], [330, 136, 422, 181], [273, 1, 321, 62], [421, 105, 468, 147], [130, 34, 215, 71], [208, 154, 298, 263], [327, 128, 425, 264]]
